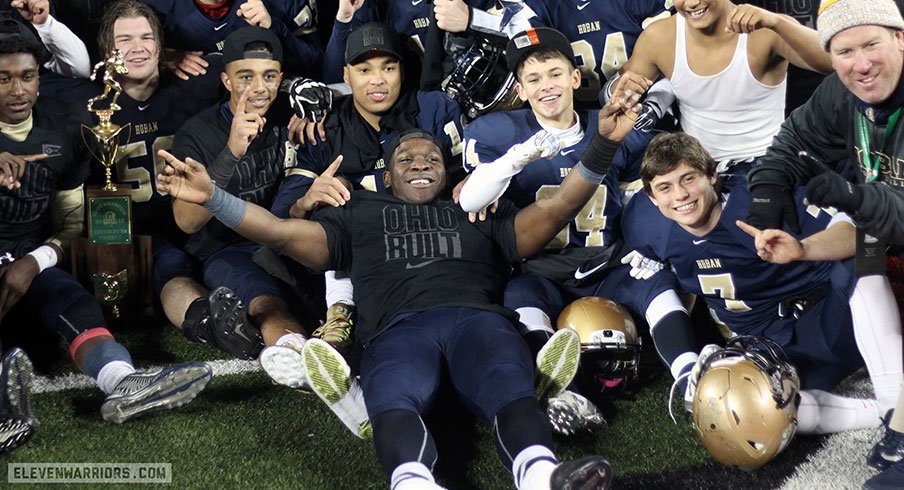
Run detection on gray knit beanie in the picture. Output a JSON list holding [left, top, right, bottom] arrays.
[[817, 0, 904, 51]]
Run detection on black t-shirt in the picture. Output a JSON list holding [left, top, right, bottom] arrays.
[[173, 103, 290, 260], [0, 98, 90, 259], [312, 191, 522, 345]]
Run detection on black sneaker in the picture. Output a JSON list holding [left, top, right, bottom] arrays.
[[100, 362, 212, 424], [208, 287, 264, 360], [869, 410, 904, 470], [550, 456, 612, 490]]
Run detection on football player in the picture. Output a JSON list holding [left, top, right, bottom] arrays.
[[264, 22, 466, 370], [40, 1, 257, 359], [321, 0, 529, 84], [0, 30, 212, 425], [156, 112, 642, 488], [171, 27, 311, 364], [459, 27, 699, 434], [520, 0, 672, 106], [623, 132, 903, 435], [141, 0, 321, 78], [615, 0, 833, 181]]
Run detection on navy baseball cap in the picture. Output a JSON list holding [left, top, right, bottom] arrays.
[[223, 26, 283, 66], [505, 27, 575, 73], [345, 22, 402, 65], [387, 129, 441, 162]]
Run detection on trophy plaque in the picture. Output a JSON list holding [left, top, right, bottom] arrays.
[[71, 50, 152, 318]]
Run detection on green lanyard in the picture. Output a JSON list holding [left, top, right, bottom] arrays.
[[857, 107, 902, 182]]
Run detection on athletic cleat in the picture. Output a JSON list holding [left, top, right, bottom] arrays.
[[101, 362, 212, 424], [301, 339, 371, 439], [536, 328, 581, 400], [312, 303, 354, 354], [181, 298, 214, 345], [259, 343, 310, 390], [550, 455, 613, 490], [0, 348, 37, 453], [208, 287, 264, 360], [0, 417, 34, 453], [2, 348, 36, 423], [869, 410, 904, 471], [547, 390, 606, 436]]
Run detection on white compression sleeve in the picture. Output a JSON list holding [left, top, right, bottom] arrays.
[[849, 275, 903, 413]]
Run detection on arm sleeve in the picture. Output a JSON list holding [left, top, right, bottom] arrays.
[[33, 15, 91, 78], [46, 184, 85, 252], [748, 74, 851, 190]]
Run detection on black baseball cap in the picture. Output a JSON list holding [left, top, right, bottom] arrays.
[[387, 129, 441, 163], [0, 18, 38, 43], [345, 22, 402, 65], [505, 27, 575, 73], [222, 26, 283, 66]]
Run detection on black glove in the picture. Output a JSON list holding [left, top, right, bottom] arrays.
[[633, 101, 661, 133], [288, 78, 332, 121], [805, 172, 864, 215], [747, 184, 801, 234]]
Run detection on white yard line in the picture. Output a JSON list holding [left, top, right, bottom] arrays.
[[31, 359, 261, 394]]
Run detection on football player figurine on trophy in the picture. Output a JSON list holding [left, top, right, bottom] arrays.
[[83, 49, 131, 191]]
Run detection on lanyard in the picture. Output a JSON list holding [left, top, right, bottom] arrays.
[[857, 107, 902, 182]]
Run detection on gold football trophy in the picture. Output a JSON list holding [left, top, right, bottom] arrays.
[[71, 50, 151, 318]]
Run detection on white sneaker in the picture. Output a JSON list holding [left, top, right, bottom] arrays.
[[100, 362, 212, 424], [259, 343, 310, 390], [301, 338, 371, 439], [546, 390, 606, 436], [535, 328, 581, 400]]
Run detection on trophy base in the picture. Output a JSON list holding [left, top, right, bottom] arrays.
[[71, 235, 153, 320], [86, 186, 132, 245]]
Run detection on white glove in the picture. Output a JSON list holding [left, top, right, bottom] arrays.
[[620, 250, 664, 280], [507, 130, 562, 167]]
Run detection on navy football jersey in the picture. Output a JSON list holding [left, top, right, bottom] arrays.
[[322, 0, 501, 83], [142, 0, 322, 77], [62, 65, 224, 236], [622, 180, 843, 340], [0, 99, 90, 259], [464, 109, 649, 249], [524, 0, 672, 104], [271, 90, 465, 217]]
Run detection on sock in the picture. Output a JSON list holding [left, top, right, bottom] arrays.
[[891, 386, 904, 432], [671, 352, 698, 394], [96, 361, 136, 394], [516, 307, 555, 358], [275, 333, 307, 348], [80, 338, 132, 379], [513, 445, 557, 490], [327, 379, 370, 438], [494, 397, 553, 468], [849, 275, 903, 413], [646, 292, 696, 370], [325, 271, 355, 307], [390, 462, 439, 490], [796, 389, 881, 434], [373, 410, 437, 478]]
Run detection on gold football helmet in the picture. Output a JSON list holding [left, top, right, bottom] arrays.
[[692, 336, 800, 470], [556, 297, 641, 392]]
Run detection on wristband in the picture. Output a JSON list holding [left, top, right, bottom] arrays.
[[202, 186, 247, 229], [27, 245, 58, 273], [580, 134, 620, 175], [574, 161, 606, 185], [208, 148, 240, 188]]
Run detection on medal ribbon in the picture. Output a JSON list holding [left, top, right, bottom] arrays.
[[857, 107, 902, 182]]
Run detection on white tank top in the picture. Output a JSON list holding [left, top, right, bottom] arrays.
[[670, 15, 787, 162]]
